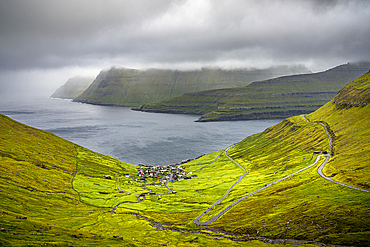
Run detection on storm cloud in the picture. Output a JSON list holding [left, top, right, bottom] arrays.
[[0, 0, 370, 92]]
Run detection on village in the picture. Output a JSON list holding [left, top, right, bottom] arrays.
[[135, 163, 198, 184], [115, 159, 202, 200]]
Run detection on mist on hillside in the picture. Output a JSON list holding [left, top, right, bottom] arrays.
[[0, 1, 369, 98]]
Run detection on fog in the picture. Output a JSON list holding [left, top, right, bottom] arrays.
[[0, 0, 369, 97]]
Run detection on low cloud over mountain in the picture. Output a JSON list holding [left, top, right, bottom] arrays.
[[1, 0, 369, 96]]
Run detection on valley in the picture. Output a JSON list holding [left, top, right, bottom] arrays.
[[1, 71, 370, 246]]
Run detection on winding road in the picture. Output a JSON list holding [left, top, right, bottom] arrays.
[[316, 122, 370, 193], [112, 116, 369, 219], [193, 115, 370, 225], [193, 151, 327, 225], [193, 146, 246, 225], [193, 150, 224, 173]]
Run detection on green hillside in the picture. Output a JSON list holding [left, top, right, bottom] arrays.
[[1, 71, 370, 246], [51, 76, 94, 99], [74, 66, 310, 106], [210, 70, 370, 246], [307, 70, 370, 189], [136, 62, 370, 121], [0, 114, 262, 246]]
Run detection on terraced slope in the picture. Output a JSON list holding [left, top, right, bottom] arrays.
[[51, 76, 94, 99], [136, 62, 370, 121], [1, 71, 370, 246], [74, 66, 310, 106]]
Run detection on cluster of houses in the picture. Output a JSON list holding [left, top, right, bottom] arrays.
[[136, 164, 197, 183]]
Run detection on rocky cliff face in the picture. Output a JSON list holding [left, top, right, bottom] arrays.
[[73, 66, 310, 106]]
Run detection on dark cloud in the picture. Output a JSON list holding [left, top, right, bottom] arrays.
[[0, 0, 369, 72]]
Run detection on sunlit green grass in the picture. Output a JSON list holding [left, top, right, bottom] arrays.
[[3, 114, 310, 246], [1, 71, 370, 246]]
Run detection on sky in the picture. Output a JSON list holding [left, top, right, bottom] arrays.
[[1, 0, 370, 97]]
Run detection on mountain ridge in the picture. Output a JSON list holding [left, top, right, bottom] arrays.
[[333, 69, 370, 108], [73, 65, 310, 106], [135, 62, 370, 121]]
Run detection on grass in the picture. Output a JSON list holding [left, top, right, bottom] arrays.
[[1, 113, 309, 246], [74, 66, 310, 106], [209, 72, 370, 246], [137, 62, 370, 122], [308, 71, 370, 189], [1, 71, 370, 246]]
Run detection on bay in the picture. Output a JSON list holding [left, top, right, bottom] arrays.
[[0, 97, 281, 166]]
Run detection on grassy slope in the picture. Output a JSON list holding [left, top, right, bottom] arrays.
[[0, 114, 299, 246], [307, 70, 370, 189], [137, 62, 370, 122], [74, 66, 310, 106], [1, 71, 370, 246], [211, 71, 370, 246]]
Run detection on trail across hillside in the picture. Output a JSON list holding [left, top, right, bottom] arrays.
[[193, 146, 247, 225], [193, 151, 327, 225], [316, 122, 370, 193], [193, 150, 224, 172], [114, 116, 368, 220], [193, 115, 370, 226], [304, 116, 370, 192]]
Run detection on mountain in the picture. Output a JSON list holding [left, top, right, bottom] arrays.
[[135, 62, 370, 121], [208, 70, 370, 245], [1, 71, 369, 246], [51, 76, 94, 99], [307, 70, 370, 189], [73, 65, 310, 106]]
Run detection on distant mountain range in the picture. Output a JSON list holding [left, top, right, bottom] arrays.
[[70, 65, 310, 106], [135, 62, 370, 121], [52, 62, 370, 122]]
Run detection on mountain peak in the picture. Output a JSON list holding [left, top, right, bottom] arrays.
[[333, 70, 370, 108]]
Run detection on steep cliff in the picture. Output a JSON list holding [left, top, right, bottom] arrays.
[[136, 62, 370, 121], [73, 66, 310, 106]]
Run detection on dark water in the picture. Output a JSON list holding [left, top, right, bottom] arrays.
[[0, 97, 281, 166]]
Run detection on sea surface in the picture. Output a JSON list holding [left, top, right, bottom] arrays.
[[0, 97, 281, 166]]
